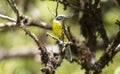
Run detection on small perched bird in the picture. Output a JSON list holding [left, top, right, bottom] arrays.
[[52, 14, 68, 41], [52, 14, 72, 61]]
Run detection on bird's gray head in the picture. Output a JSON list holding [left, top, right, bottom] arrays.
[[55, 14, 68, 21]]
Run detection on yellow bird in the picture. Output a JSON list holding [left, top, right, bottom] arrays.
[[52, 14, 68, 41], [52, 14, 72, 61]]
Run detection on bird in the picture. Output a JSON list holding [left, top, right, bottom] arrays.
[[52, 14, 68, 41], [52, 14, 72, 62]]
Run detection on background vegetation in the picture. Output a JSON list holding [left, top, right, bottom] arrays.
[[0, 0, 120, 74]]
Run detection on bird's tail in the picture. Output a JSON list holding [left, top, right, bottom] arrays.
[[66, 45, 72, 62]]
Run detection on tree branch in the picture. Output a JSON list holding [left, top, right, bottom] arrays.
[[0, 22, 16, 27], [90, 31, 120, 74], [0, 13, 52, 29], [0, 14, 16, 22], [7, 0, 20, 17], [55, 0, 83, 11]]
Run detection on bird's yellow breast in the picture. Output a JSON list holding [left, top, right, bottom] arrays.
[[52, 20, 68, 42], [52, 20, 62, 37]]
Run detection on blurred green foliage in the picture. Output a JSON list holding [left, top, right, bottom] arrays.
[[0, 0, 120, 74]]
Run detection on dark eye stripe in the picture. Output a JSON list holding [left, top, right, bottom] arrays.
[[56, 16, 63, 20]]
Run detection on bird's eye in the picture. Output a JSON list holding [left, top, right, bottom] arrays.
[[56, 16, 63, 20]]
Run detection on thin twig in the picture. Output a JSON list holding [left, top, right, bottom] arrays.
[[0, 22, 16, 27], [55, 0, 59, 17], [115, 44, 120, 52], [21, 25, 40, 47], [0, 14, 16, 22], [57, 0, 83, 11], [0, 14, 52, 29], [0, 20, 52, 29], [6, 0, 46, 52], [46, 32, 61, 42], [46, 32, 73, 46], [28, 20, 52, 30], [7, 0, 20, 17]]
